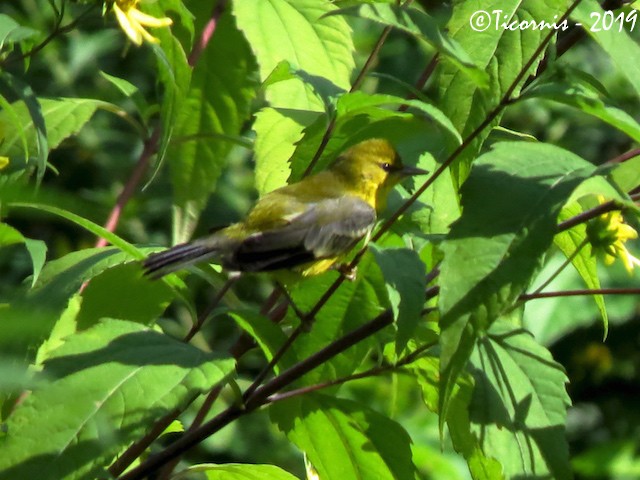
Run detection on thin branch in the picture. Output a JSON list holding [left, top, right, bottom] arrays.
[[373, 0, 585, 244], [398, 53, 439, 112], [604, 146, 640, 165], [557, 199, 619, 232], [95, 127, 159, 247], [117, 310, 394, 480], [243, 0, 587, 407], [3, 4, 97, 67], [183, 275, 239, 342], [520, 287, 640, 301], [266, 338, 438, 404], [302, 25, 393, 178], [188, 0, 227, 66], [531, 238, 589, 295], [106, 3, 229, 474], [108, 408, 182, 477]]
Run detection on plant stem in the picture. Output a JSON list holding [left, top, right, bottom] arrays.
[[531, 238, 589, 295], [266, 339, 437, 404], [520, 287, 640, 301], [183, 275, 239, 342], [95, 127, 159, 247], [117, 310, 394, 480], [302, 25, 393, 178]]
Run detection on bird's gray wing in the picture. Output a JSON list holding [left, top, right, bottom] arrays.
[[231, 196, 376, 272]]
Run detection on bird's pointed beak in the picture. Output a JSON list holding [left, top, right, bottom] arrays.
[[400, 165, 429, 177]]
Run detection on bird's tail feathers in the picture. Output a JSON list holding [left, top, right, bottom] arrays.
[[143, 240, 222, 278]]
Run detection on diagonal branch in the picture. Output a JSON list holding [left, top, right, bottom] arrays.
[[117, 310, 394, 480]]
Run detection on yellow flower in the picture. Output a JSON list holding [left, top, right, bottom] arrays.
[[112, 0, 172, 46], [587, 196, 640, 273]]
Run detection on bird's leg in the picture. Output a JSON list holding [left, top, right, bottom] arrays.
[[332, 262, 358, 281]]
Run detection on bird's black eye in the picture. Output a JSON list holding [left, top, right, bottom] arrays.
[[381, 162, 393, 172]]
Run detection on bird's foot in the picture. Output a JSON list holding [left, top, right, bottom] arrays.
[[333, 263, 357, 281]]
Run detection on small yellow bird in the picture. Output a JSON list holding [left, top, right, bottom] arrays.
[[143, 138, 427, 278]]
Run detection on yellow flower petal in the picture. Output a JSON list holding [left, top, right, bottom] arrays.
[[617, 223, 638, 241], [129, 8, 173, 27], [113, 3, 143, 45]]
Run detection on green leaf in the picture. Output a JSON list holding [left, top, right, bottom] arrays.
[[572, 0, 640, 99], [411, 356, 504, 480], [438, 0, 572, 187], [286, 254, 390, 384], [469, 320, 571, 479], [177, 463, 299, 480], [0, 97, 114, 158], [253, 107, 323, 194], [263, 60, 345, 113], [0, 73, 48, 182], [9, 202, 140, 257], [573, 439, 640, 478], [0, 14, 39, 50], [35, 294, 82, 367], [554, 203, 608, 337], [0, 319, 235, 480], [288, 91, 459, 182], [234, 0, 354, 194], [610, 156, 640, 193], [370, 246, 426, 355], [521, 69, 640, 142], [167, 11, 258, 243], [326, 3, 486, 86], [233, 0, 354, 109], [0, 222, 46, 286], [148, 21, 192, 167], [438, 142, 594, 430], [229, 310, 293, 373], [271, 394, 417, 480], [75, 262, 175, 329]]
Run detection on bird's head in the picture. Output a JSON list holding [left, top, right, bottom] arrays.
[[331, 138, 428, 211]]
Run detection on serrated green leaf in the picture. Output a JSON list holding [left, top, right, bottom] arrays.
[[438, 142, 594, 431], [0, 97, 113, 158], [288, 91, 457, 182], [411, 356, 504, 480], [229, 310, 293, 373], [148, 23, 192, 167], [326, 3, 486, 86], [263, 60, 345, 113], [469, 320, 571, 479], [521, 69, 640, 142], [287, 254, 389, 385], [0, 318, 235, 480], [233, 0, 354, 109], [0, 73, 47, 183], [76, 262, 174, 329], [167, 11, 258, 243], [610, 156, 640, 193], [554, 203, 608, 337], [253, 107, 323, 195], [0, 14, 39, 50], [234, 0, 354, 195], [438, 0, 572, 187], [271, 393, 417, 480], [9, 202, 140, 258], [572, 0, 640, 99], [35, 294, 82, 367], [370, 246, 426, 355], [179, 463, 299, 480], [0, 223, 46, 286]]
